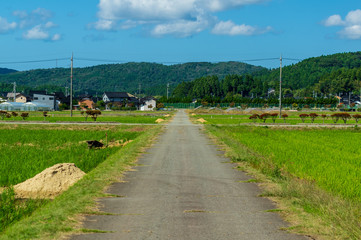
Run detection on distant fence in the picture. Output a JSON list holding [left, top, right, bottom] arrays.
[[163, 103, 339, 109]]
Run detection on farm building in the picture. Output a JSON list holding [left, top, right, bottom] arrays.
[[0, 102, 52, 111], [140, 97, 157, 111]]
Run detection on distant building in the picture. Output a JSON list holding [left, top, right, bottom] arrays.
[[33, 94, 58, 110], [78, 98, 95, 110], [140, 97, 157, 111], [6, 93, 30, 103], [102, 92, 139, 109]]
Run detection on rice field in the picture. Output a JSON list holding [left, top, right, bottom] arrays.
[[0, 111, 172, 124], [191, 111, 361, 125], [0, 124, 153, 187], [208, 125, 361, 201]]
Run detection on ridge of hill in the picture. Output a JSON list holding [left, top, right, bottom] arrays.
[[0, 62, 267, 96], [0, 68, 17, 75], [258, 51, 361, 91]]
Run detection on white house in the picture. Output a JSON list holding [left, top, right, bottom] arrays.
[[140, 97, 157, 111], [32, 94, 58, 110]]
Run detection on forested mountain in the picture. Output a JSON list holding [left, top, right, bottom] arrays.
[[0, 62, 266, 96], [257, 52, 361, 95], [171, 52, 361, 102], [0, 68, 17, 75]]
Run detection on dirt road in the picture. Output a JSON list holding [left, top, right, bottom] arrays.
[[70, 110, 307, 240]]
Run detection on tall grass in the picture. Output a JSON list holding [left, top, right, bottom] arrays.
[[207, 125, 361, 238], [0, 187, 47, 232], [0, 124, 154, 233], [0, 125, 148, 186], [212, 126, 361, 201]]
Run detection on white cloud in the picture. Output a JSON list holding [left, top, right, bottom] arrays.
[[94, 0, 270, 37], [23, 24, 60, 41], [324, 15, 344, 27], [345, 9, 361, 25], [44, 21, 56, 29], [0, 17, 17, 33], [340, 25, 361, 40], [93, 19, 117, 30], [212, 20, 271, 36], [14, 8, 53, 29], [324, 9, 361, 39], [152, 17, 211, 37], [51, 33, 61, 41], [23, 25, 49, 40]]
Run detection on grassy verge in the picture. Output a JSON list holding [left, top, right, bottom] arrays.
[[0, 125, 161, 240], [205, 125, 361, 240]]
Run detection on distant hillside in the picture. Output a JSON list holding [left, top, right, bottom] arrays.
[[257, 52, 361, 91], [0, 62, 267, 95], [170, 52, 361, 100], [0, 68, 17, 75]]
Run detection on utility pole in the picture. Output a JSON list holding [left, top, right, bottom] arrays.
[[70, 53, 73, 117], [13, 82, 16, 102], [167, 83, 169, 99], [138, 83, 141, 110], [279, 55, 282, 118]]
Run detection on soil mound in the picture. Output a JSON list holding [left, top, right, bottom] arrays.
[[155, 118, 165, 123], [197, 118, 207, 123], [14, 163, 85, 199]]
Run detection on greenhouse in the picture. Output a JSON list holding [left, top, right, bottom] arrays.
[[0, 102, 52, 111]]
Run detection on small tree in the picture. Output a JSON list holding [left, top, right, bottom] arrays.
[[309, 113, 318, 123], [0, 111, 7, 120], [299, 114, 309, 123], [259, 113, 271, 123], [156, 102, 165, 109], [270, 113, 278, 123], [241, 104, 248, 110], [5, 113, 11, 119], [321, 114, 328, 124], [148, 104, 153, 110], [292, 103, 298, 109], [249, 114, 259, 123], [281, 113, 288, 123], [229, 102, 235, 108], [339, 113, 351, 124], [86, 110, 101, 121], [11, 112, 18, 119], [43, 111, 49, 121], [21, 112, 29, 120], [352, 114, 361, 123], [331, 113, 339, 123]]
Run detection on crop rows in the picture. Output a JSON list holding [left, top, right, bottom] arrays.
[[0, 124, 150, 186], [210, 126, 361, 201]]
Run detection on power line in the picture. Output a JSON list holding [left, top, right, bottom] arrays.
[[0, 58, 68, 65], [0, 56, 303, 66]]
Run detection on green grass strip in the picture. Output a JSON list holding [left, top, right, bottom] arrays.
[[0, 125, 161, 240]]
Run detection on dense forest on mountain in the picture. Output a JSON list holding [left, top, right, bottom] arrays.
[[258, 52, 361, 96], [0, 68, 17, 75], [1, 52, 361, 102], [169, 52, 361, 103], [0, 62, 266, 96]]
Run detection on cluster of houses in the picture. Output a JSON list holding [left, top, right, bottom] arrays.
[[0, 91, 157, 112]]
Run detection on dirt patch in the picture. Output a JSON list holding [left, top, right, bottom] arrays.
[[14, 163, 85, 199], [155, 118, 165, 123], [197, 118, 207, 123], [106, 139, 133, 148]]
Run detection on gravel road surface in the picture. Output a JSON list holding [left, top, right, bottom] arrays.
[[70, 110, 307, 240]]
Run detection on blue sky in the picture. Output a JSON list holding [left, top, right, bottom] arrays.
[[0, 0, 360, 71]]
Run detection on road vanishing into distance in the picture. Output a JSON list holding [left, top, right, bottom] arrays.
[[70, 110, 307, 240]]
